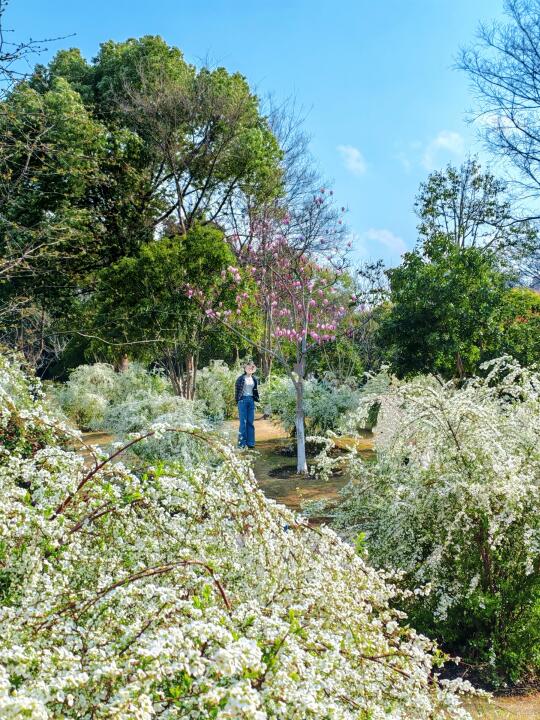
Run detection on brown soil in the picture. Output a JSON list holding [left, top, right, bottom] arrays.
[[221, 415, 368, 512], [466, 694, 540, 718]]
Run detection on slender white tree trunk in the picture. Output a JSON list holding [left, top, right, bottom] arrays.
[[294, 335, 308, 474], [294, 379, 308, 474]]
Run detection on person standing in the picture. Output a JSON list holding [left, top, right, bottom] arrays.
[[235, 362, 259, 448]]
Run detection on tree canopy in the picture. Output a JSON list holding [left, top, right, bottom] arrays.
[[379, 236, 510, 379]]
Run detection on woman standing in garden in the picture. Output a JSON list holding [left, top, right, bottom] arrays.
[[235, 361, 259, 448]]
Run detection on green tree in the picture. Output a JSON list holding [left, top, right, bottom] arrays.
[[379, 236, 509, 379], [44, 37, 283, 235], [0, 36, 283, 371], [0, 77, 110, 367], [90, 223, 259, 397], [495, 287, 540, 366]]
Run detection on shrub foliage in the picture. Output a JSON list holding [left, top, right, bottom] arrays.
[[0, 355, 474, 718], [328, 358, 540, 684]]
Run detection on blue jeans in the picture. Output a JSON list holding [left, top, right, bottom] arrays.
[[238, 396, 255, 447]]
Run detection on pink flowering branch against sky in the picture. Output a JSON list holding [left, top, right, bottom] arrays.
[[183, 191, 362, 365]]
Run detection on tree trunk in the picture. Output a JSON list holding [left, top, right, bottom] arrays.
[[260, 308, 274, 379], [162, 352, 184, 396], [261, 351, 273, 380], [191, 353, 199, 400], [184, 353, 196, 400], [294, 379, 308, 474], [455, 351, 465, 380], [116, 354, 130, 373]]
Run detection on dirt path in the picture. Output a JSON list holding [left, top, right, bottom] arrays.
[[467, 694, 540, 718], [221, 414, 289, 443], [221, 415, 371, 513]]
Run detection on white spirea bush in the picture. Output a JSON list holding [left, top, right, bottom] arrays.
[[196, 360, 238, 420], [264, 375, 362, 435], [104, 397, 209, 463], [329, 357, 540, 682], [337, 367, 393, 434], [52, 363, 173, 431], [0, 356, 474, 718]]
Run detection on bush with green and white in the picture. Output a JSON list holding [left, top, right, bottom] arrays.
[[195, 360, 239, 420], [322, 357, 540, 684], [263, 374, 362, 435], [51, 362, 173, 431], [0, 355, 476, 718]]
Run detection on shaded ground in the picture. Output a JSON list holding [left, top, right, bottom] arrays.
[[467, 694, 540, 718]]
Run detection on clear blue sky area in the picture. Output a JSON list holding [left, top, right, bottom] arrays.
[[11, 0, 506, 266]]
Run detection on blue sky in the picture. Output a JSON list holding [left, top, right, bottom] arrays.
[[11, 0, 506, 266]]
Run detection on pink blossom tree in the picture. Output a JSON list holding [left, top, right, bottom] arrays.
[[191, 192, 354, 473]]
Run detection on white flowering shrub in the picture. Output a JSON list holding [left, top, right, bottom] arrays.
[[329, 357, 540, 684], [0, 355, 476, 718], [196, 360, 238, 420], [52, 363, 173, 431], [52, 363, 117, 430], [0, 355, 75, 460], [103, 394, 206, 436], [262, 375, 297, 431], [264, 375, 361, 435], [337, 367, 393, 434], [104, 396, 209, 463], [110, 363, 172, 403], [125, 411, 211, 464]]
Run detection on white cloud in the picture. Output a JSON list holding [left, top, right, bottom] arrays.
[[421, 130, 465, 170], [476, 111, 517, 132], [337, 144, 367, 176], [363, 228, 408, 256], [395, 151, 412, 172], [354, 228, 408, 263]]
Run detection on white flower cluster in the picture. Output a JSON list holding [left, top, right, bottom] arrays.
[[337, 365, 394, 438], [0, 356, 473, 718], [195, 360, 239, 420], [329, 356, 540, 677], [51, 362, 174, 431]]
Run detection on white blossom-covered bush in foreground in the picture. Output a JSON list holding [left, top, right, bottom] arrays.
[[0, 357, 474, 718]]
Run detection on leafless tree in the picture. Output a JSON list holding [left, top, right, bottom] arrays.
[[0, 0, 67, 97], [459, 0, 540, 283]]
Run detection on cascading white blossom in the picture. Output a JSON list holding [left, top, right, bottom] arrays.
[[0, 356, 475, 718], [326, 356, 540, 682]]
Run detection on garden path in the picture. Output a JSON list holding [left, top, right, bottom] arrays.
[[220, 414, 373, 513]]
